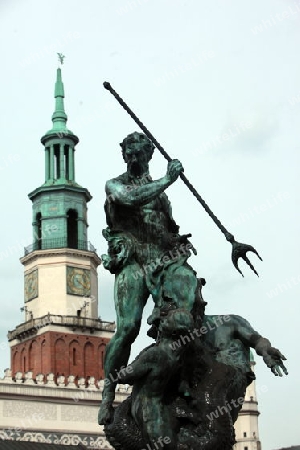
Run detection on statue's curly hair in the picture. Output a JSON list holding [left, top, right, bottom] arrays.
[[120, 132, 155, 162]]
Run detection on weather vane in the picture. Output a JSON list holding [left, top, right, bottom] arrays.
[[57, 53, 65, 66]]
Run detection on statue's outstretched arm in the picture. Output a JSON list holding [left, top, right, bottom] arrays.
[[105, 160, 182, 207], [234, 315, 288, 377]]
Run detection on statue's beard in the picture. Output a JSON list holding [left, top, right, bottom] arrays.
[[128, 161, 147, 177]]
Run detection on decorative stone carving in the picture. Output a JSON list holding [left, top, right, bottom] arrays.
[[24, 371, 35, 385], [36, 373, 45, 385], [87, 376, 97, 391], [97, 379, 104, 390], [15, 371, 23, 384], [45, 373, 56, 387], [2, 368, 13, 383], [117, 384, 130, 393], [66, 375, 76, 388], [78, 377, 86, 389], [0, 430, 109, 448], [57, 375, 65, 387]]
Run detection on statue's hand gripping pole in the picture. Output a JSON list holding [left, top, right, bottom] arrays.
[[103, 82, 262, 277]]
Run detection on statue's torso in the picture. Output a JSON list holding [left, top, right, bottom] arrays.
[[105, 173, 178, 247]]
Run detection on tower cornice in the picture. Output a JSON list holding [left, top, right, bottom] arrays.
[[20, 247, 101, 267], [28, 184, 92, 202]]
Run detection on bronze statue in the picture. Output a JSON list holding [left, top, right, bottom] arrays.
[[98, 131, 198, 424], [97, 126, 287, 448]]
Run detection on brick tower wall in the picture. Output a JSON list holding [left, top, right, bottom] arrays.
[[10, 331, 109, 382]]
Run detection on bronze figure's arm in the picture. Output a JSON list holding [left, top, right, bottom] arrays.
[[105, 160, 183, 207]]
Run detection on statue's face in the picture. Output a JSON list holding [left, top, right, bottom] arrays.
[[159, 309, 194, 337], [124, 135, 150, 177]]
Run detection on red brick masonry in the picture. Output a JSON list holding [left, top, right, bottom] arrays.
[[11, 331, 109, 381]]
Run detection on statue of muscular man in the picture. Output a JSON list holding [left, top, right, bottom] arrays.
[[98, 132, 198, 424]]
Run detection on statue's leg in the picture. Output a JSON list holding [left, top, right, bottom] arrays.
[[143, 401, 177, 450], [98, 263, 149, 425]]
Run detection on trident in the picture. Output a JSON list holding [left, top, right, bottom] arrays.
[[103, 82, 262, 277]]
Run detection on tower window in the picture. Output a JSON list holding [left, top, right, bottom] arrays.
[[35, 213, 42, 249], [243, 432, 247, 437], [67, 209, 78, 249], [65, 145, 69, 180], [73, 348, 76, 365], [54, 144, 60, 179], [244, 447, 248, 450]]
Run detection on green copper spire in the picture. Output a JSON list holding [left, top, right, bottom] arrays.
[[40, 58, 81, 186], [51, 67, 67, 131], [42, 58, 77, 140]]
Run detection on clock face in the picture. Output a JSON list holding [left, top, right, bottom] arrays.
[[24, 270, 38, 302], [66, 266, 91, 296]]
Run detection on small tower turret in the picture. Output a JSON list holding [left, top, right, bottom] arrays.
[[28, 64, 91, 253], [234, 351, 262, 450]]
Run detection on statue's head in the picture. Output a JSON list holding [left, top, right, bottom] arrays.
[[120, 132, 155, 176], [159, 308, 194, 339]]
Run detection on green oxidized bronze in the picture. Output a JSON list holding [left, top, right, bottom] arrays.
[[98, 131, 287, 450], [98, 132, 199, 425]]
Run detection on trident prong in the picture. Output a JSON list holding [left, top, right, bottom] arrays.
[[230, 238, 263, 277]]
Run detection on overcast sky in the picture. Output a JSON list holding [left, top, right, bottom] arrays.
[[0, 1, 299, 449]]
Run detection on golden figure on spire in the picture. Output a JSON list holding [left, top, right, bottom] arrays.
[[57, 53, 65, 65]]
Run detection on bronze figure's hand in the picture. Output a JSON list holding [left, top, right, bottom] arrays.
[[263, 347, 288, 376], [166, 159, 183, 183]]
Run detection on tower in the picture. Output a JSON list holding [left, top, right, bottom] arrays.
[[8, 63, 114, 382], [234, 351, 262, 450]]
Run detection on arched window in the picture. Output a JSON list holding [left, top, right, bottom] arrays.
[[84, 342, 94, 378], [73, 348, 77, 366], [21, 348, 26, 373], [67, 209, 78, 249], [13, 351, 19, 373], [98, 343, 106, 377], [29, 340, 39, 374], [36, 213, 42, 250], [54, 144, 60, 179], [69, 340, 80, 373], [55, 338, 68, 376], [41, 340, 47, 374]]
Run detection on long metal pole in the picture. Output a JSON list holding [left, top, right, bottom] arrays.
[[103, 81, 262, 277]]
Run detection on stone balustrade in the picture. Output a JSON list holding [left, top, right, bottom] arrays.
[[0, 368, 132, 394]]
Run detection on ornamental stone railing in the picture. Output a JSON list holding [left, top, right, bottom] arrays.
[[8, 314, 116, 341], [0, 369, 132, 395], [24, 239, 97, 256]]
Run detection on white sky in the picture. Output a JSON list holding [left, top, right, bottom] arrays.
[[0, 1, 299, 449]]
